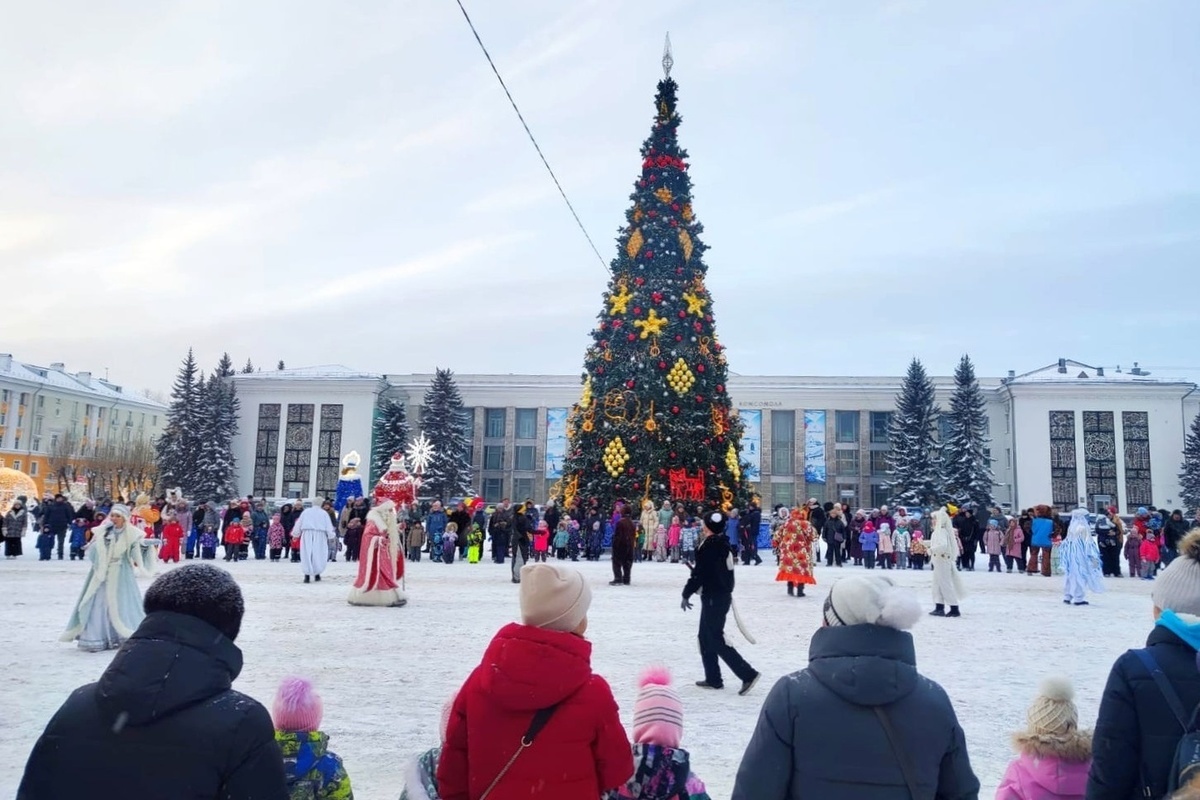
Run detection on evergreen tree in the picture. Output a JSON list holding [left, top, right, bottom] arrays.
[[560, 68, 748, 511], [887, 358, 942, 506], [420, 368, 471, 499], [277, 360, 286, 371], [941, 354, 994, 508], [192, 359, 240, 502], [371, 395, 411, 485], [1180, 410, 1200, 509], [241, 358, 255, 374], [155, 349, 201, 494]]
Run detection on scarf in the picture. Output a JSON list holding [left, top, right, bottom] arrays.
[[1157, 610, 1200, 651]]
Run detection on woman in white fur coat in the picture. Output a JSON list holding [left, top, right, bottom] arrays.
[[60, 504, 146, 652], [929, 507, 965, 617], [347, 500, 408, 607]]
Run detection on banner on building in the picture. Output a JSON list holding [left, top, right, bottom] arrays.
[[804, 410, 827, 484], [545, 408, 568, 479], [738, 409, 761, 482]]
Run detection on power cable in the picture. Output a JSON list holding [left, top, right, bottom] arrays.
[[452, 0, 609, 272]]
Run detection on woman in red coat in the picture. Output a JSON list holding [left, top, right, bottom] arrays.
[[438, 563, 632, 799], [159, 517, 184, 563]]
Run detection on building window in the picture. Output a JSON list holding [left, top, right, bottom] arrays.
[[253, 404, 281, 497], [871, 484, 891, 508], [37, 395, 44, 409], [282, 404, 314, 497], [1122, 411, 1153, 509], [869, 450, 889, 477], [835, 449, 860, 476], [33, 436, 42, 451], [772, 481, 795, 509], [513, 477, 534, 502], [485, 408, 506, 438], [515, 409, 537, 440], [870, 412, 892, 444], [482, 477, 503, 502], [770, 410, 795, 475], [514, 445, 536, 471], [314, 405, 344, 499], [29, 461, 38, 476], [836, 483, 858, 509], [1083, 411, 1118, 511], [33, 416, 43, 435], [483, 445, 505, 471], [12, 460, 20, 471], [937, 414, 953, 443], [835, 411, 859, 443], [1049, 411, 1078, 511]]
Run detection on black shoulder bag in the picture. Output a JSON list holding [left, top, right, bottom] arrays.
[[874, 705, 922, 799], [479, 704, 560, 799]]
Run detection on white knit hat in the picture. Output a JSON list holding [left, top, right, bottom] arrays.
[[519, 563, 592, 633], [822, 575, 922, 630], [1153, 532, 1200, 616], [1026, 677, 1079, 736]]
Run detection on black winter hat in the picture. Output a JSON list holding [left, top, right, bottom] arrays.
[[143, 564, 245, 642], [702, 509, 728, 535]]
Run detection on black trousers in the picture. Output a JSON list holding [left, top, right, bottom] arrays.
[[611, 555, 632, 584], [54, 531, 67, 559], [825, 540, 844, 566], [699, 593, 755, 687], [1101, 547, 1122, 576], [491, 531, 510, 563]]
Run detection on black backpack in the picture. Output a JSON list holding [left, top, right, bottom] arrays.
[[1135, 649, 1200, 793]]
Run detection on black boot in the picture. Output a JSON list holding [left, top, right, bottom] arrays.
[[787, 583, 794, 596], [797, 584, 805, 597], [930, 604, 946, 616], [947, 606, 961, 617], [314, 574, 321, 582], [303, 575, 310, 583]]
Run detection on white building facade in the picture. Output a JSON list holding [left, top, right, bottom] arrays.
[[229, 366, 387, 500], [228, 359, 1199, 513]]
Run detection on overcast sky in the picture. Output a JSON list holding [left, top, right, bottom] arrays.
[[3, 0, 1198, 393]]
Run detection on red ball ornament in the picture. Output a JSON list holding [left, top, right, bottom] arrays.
[[669, 219, 678, 227], [600, 322, 608, 330], [671, 203, 680, 211], [659, 468, 667, 476], [628, 466, 635, 474], [644, 250, 654, 259], [670, 452, 677, 459], [703, 438, 711, 445], [705, 314, 713, 323], [658, 361, 667, 369], [634, 277, 645, 286], [717, 435, 724, 443], [639, 180, 647, 188], [627, 333, 636, 342], [612, 319, 622, 328], [633, 307, 642, 316], [625, 379, 635, 389], [715, 384, 724, 393], [597, 367, 605, 374], [695, 395, 704, 404], [676, 268, 684, 275], [652, 292, 663, 303], [671, 406, 680, 414], [674, 334, 683, 342], [678, 310, 686, 319], [630, 435, 639, 443], [709, 465, 717, 473], [693, 322, 703, 332], [649, 175, 657, 183], [696, 364, 705, 373]]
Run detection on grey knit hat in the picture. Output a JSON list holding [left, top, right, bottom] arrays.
[[1153, 532, 1200, 616]]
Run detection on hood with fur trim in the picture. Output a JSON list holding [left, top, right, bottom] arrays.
[[1012, 729, 1092, 762]]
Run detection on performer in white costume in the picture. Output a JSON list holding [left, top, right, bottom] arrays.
[[61, 504, 146, 651], [928, 507, 965, 618], [296, 502, 335, 583], [1061, 507, 1104, 606]]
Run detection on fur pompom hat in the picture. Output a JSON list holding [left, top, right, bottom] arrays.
[[1013, 678, 1091, 763], [702, 510, 728, 535], [1153, 532, 1200, 616], [632, 666, 684, 749], [272, 676, 324, 732], [822, 575, 922, 630]]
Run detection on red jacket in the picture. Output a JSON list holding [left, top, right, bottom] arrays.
[[438, 623, 632, 800], [223, 523, 246, 545]]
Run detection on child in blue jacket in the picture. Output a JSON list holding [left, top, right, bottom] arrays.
[[860, 522, 879, 569]]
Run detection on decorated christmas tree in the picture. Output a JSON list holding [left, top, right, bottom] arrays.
[[560, 44, 748, 512]]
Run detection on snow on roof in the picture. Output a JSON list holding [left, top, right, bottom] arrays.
[[232, 365, 383, 381], [1006, 359, 1195, 386], [0, 357, 166, 409]]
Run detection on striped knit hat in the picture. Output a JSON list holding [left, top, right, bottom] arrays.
[[632, 666, 684, 749]]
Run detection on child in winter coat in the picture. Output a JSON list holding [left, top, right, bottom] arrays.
[[587, 521, 604, 561], [268, 514, 285, 561], [532, 520, 550, 563], [342, 517, 363, 562], [68, 518, 88, 561], [442, 523, 458, 565], [408, 521, 425, 563], [1004, 519, 1026, 573], [893, 521, 911, 570], [859, 522, 879, 569], [223, 518, 246, 562], [159, 517, 184, 563], [438, 563, 633, 797], [1050, 531, 1064, 576], [566, 520, 582, 561], [553, 521, 571, 560], [467, 524, 484, 563], [1124, 528, 1143, 579], [983, 518, 1004, 573], [604, 667, 711, 800], [996, 678, 1091, 800], [653, 524, 668, 563], [909, 531, 928, 570], [877, 523, 894, 569], [271, 677, 353, 800], [1140, 533, 1160, 579], [680, 519, 700, 563], [667, 516, 682, 563], [200, 525, 218, 560], [36, 527, 54, 560]]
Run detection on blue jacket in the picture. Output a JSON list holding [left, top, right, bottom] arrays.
[[1030, 517, 1054, 548], [859, 531, 879, 552], [726, 518, 740, 549], [425, 510, 447, 536]]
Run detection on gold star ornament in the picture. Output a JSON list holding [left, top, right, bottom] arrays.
[[633, 309, 668, 339], [608, 285, 633, 315], [682, 291, 707, 317]]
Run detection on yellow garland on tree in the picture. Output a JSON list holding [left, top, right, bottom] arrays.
[[603, 437, 630, 477], [608, 285, 633, 315], [682, 291, 706, 317], [679, 229, 693, 261], [580, 374, 593, 408], [626, 229, 644, 259], [633, 309, 668, 339], [725, 443, 741, 482], [682, 203, 693, 221]]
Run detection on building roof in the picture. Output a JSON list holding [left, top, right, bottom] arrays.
[[1005, 359, 1195, 387], [0, 355, 166, 410], [231, 365, 383, 382]]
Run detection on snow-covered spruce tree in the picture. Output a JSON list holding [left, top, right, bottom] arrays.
[[193, 359, 240, 502], [277, 360, 286, 371], [1180, 410, 1200, 510], [155, 349, 202, 494], [420, 368, 472, 500], [940, 354, 994, 509], [886, 358, 942, 506], [241, 358, 255, 374], [371, 395, 411, 485]]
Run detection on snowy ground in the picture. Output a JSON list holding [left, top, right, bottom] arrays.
[[2, 549, 1157, 799]]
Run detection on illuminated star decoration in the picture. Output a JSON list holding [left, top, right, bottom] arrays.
[[608, 285, 633, 315], [406, 433, 436, 475], [682, 291, 707, 317], [633, 309, 668, 339]]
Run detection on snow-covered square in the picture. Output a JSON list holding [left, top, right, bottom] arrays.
[[1, 552, 1157, 798]]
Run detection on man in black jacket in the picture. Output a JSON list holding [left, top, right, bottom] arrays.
[[42, 494, 76, 560], [1089, 531, 1200, 799], [18, 564, 288, 800], [739, 500, 763, 566], [489, 499, 514, 564], [682, 510, 759, 695]]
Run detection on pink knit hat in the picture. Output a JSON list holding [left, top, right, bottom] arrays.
[[632, 666, 684, 749], [272, 676, 324, 732]]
